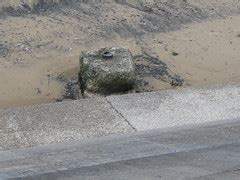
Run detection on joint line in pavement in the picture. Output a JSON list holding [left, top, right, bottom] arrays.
[[106, 98, 137, 131]]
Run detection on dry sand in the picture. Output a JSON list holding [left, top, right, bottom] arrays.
[[0, 1, 240, 109]]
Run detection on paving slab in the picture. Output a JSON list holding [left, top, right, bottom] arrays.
[[0, 98, 133, 150], [107, 84, 240, 131]]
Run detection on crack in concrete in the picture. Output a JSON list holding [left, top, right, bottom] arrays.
[[106, 97, 137, 132]]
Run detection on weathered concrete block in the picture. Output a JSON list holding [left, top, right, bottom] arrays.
[[79, 47, 136, 95]]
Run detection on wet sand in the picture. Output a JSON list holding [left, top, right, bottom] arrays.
[[143, 15, 240, 90]]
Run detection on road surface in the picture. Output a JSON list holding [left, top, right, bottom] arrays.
[[1, 118, 240, 179]]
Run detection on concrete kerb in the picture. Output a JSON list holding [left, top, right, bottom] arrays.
[[0, 98, 134, 150], [107, 83, 240, 131]]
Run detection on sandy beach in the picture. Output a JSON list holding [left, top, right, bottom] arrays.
[[0, 0, 240, 109]]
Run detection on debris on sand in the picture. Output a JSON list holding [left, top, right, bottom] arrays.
[[0, 44, 9, 58], [134, 52, 184, 91], [172, 51, 179, 56], [57, 71, 81, 101]]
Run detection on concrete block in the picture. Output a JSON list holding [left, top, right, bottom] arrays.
[[79, 47, 136, 95]]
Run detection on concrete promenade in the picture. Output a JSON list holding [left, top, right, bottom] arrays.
[[1, 83, 240, 179], [1, 83, 240, 150]]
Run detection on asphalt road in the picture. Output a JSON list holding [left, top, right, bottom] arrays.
[[2, 118, 240, 180]]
